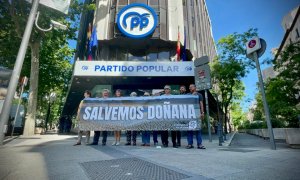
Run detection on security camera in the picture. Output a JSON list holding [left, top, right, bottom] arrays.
[[50, 20, 67, 30]]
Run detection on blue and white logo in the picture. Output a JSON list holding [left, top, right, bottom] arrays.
[[117, 3, 158, 38]]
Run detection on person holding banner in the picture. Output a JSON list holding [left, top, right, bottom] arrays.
[[186, 84, 206, 149], [141, 92, 151, 146], [125, 92, 138, 146], [170, 85, 187, 147], [152, 92, 160, 146], [161, 85, 171, 148], [112, 89, 122, 146], [74, 90, 91, 146], [90, 89, 109, 146]]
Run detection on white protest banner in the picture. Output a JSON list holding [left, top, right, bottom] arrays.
[[78, 95, 201, 131]]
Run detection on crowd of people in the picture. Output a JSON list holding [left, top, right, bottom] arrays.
[[74, 84, 206, 149]]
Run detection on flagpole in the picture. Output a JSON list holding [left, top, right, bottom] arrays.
[[177, 26, 181, 61]]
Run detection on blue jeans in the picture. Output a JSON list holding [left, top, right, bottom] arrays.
[[142, 131, 150, 144], [187, 130, 202, 146]]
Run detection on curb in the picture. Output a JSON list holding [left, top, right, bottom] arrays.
[[3, 136, 19, 145], [223, 131, 237, 146]]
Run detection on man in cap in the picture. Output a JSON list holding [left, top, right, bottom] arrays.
[[125, 91, 138, 145]]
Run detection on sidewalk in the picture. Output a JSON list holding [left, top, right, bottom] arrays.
[[0, 132, 299, 180]]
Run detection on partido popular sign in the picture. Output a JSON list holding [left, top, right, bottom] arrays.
[[78, 95, 201, 131]]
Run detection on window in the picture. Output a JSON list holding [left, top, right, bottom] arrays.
[[108, 46, 117, 61], [158, 51, 170, 61], [149, 0, 159, 5], [147, 53, 158, 61], [128, 53, 146, 61], [118, 0, 128, 5], [116, 49, 127, 60]]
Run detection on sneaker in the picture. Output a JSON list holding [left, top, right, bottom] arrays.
[[186, 145, 194, 149], [89, 143, 98, 145], [102, 142, 106, 146], [73, 142, 81, 146], [197, 145, 206, 149], [125, 142, 131, 146], [112, 142, 116, 146], [115, 142, 120, 146], [141, 144, 146, 146], [173, 145, 178, 148], [176, 143, 181, 147], [154, 142, 158, 146]]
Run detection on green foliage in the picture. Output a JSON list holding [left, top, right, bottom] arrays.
[[212, 28, 258, 132], [0, 0, 85, 127], [255, 41, 300, 128], [238, 118, 285, 129], [230, 102, 247, 127]]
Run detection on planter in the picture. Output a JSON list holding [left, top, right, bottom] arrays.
[[273, 128, 286, 140], [261, 129, 269, 139], [285, 128, 300, 148], [34, 127, 44, 134]]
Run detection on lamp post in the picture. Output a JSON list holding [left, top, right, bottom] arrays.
[[0, 0, 68, 145], [45, 92, 56, 131]]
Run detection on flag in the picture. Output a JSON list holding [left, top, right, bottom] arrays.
[[87, 27, 98, 61], [89, 27, 98, 48], [181, 28, 187, 61], [176, 26, 181, 61]]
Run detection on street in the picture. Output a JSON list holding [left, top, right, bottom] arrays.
[[0, 132, 299, 180]]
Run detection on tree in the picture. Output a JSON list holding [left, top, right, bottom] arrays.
[[263, 41, 300, 127], [230, 102, 247, 129], [252, 92, 263, 121], [212, 28, 257, 133], [0, 0, 83, 135]]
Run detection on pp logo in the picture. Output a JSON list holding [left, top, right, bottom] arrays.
[[185, 66, 192, 71], [117, 3, 158, 38], [188, 121, 197, 130], [81, 66, 88, 70]]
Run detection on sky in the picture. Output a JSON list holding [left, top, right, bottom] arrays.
[[205, 0, 300, 111]]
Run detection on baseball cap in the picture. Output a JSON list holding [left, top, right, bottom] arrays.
[[144, 92, 150, 96], [164, 85, 171, 89], [130, 92, 137, 97]]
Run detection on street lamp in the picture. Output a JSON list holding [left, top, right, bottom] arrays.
[[0, 0, 68, 145], [45, 92, 56, 131]]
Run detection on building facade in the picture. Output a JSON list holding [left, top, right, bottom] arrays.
[[275, 6, 300, 61], [62, 0, 217, 117]]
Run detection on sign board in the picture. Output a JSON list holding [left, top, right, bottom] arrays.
[[78, 95, 202, 131], [246, 37, 261, 55], [74, 61, 194, 77], [194, 56, 209, 67], [257, 38, 267, 58], [26, 0, 71, 14], [117, 3, 158, 38], [194, 64, 212, 91], [246, 38, 267, 60]]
